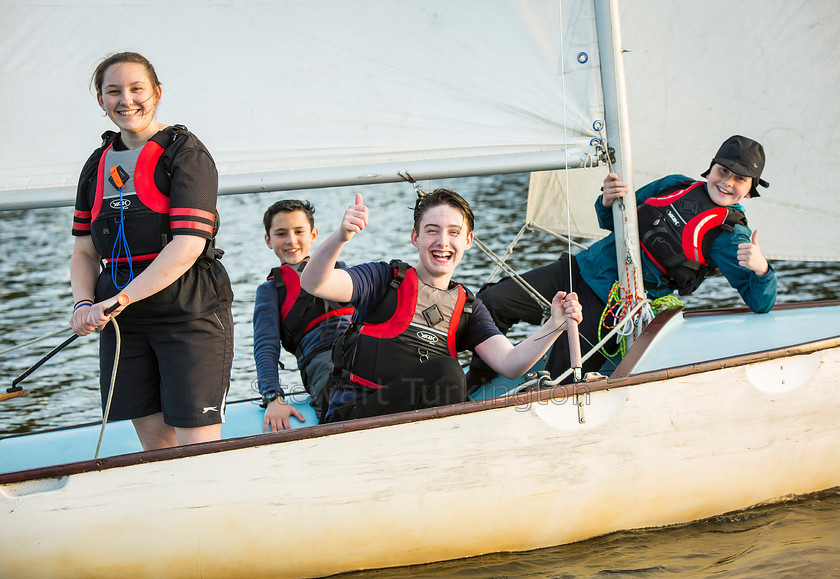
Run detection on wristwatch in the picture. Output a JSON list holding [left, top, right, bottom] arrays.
[[261, 390, 283, 407]]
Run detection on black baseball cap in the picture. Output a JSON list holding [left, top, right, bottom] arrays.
[[701, 135, 769, 198]]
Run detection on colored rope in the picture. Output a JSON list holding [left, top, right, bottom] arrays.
[[650, 294, 683, 314]]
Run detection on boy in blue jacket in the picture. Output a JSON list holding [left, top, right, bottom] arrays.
[[469, 135, 777, 386], [253, 200, 353, 431]]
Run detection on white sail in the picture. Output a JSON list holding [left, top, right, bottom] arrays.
[[527, 0, 840, 262], [0, 0, 607, 210]]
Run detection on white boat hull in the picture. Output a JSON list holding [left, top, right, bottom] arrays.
[[2, 305, 839, 577]]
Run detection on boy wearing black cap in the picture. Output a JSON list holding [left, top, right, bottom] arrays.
[[468, 135, 777, 385]]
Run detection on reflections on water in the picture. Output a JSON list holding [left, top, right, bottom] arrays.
[[1, 173, 839, 576]]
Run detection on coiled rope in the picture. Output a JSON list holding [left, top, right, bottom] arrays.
[[599, 278, 682, 358]]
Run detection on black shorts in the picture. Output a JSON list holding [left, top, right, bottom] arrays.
[[99, 307, 234, 428]]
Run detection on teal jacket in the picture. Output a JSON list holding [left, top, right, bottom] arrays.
[[574, 174, 777, 313]]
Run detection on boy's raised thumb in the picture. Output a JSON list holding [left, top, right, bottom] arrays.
[[355, 192, 363, 206], [751, 229, 759, 245]]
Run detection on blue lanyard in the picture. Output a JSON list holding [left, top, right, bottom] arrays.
[[108, 165, 133, 290]]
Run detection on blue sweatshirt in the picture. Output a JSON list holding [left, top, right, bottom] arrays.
[[252, 264, 353, 397]]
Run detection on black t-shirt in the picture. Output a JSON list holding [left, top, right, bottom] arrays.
[[72, 126, 232, 323]]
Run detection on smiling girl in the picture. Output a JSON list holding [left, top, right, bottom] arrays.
[[69, 52, 233, 450]]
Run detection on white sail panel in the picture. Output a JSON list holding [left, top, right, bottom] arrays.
[[0, 0, 605, 209], [527, 168, 605, 241], [527, 0, 840, 262]]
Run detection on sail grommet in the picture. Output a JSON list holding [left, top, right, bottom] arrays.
[[593, 120, 604, 131], [577, 52, 588, 64], [590, 138, 602, 147]]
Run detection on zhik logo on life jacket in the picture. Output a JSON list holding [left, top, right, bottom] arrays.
[[109, 198, 131, 210], [665, 209, 681, 228], [416, 331, 439, 344]]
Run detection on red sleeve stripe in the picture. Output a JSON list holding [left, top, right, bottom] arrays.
[[73, 223, 92, 232], [170, 207, 216, 222], [74, 209, 91, 219], [171, 221, 214, 234]]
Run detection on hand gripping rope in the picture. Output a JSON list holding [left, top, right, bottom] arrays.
[[2, 294, 129, 461]]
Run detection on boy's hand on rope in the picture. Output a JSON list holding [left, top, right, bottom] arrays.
[[550, 291, 583, 328], [602, 173, 628, 207], [737, 229, 770, 276]]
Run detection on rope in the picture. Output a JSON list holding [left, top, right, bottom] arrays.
[[589, 127, 656, 357], [650, 294, 683, 314], [109, 166, 134, 290], [598, 268, 648, 358], [598, 279, 682, 359], [0, 327, 73, 357], [511, 297, 653, 393], [95, 315, 121, 459]]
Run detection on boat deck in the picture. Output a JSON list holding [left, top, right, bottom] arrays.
[[630, 303, 840, 374]]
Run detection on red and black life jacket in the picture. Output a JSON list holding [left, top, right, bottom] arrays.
[[268, 262, 354, 355], [637, 181, 747, 295], [334, 260, 474, 390], [89, 125, 218, 266]]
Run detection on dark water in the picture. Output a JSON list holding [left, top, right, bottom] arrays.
[[1, 173, 839, 577]]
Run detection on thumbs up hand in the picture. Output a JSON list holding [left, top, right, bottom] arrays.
[[737, 229, 770, 276], [340, 192, 369, 242]]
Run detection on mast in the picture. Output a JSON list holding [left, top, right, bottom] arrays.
[[594, 0, 645, 346]]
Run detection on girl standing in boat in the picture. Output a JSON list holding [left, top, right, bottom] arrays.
[[69, 52, 233, 450]]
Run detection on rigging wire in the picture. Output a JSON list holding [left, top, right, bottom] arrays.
[[485, 222, 530, 283], [511, 296, 653, 393], [558, 0, 583, 382]]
